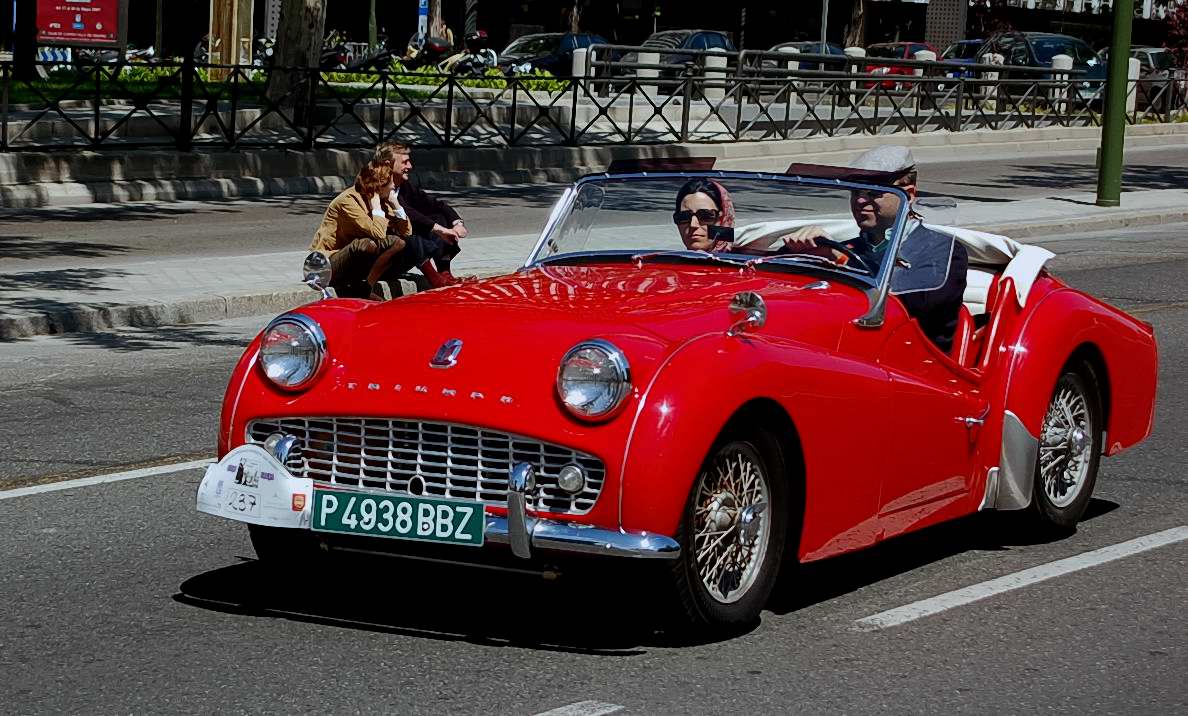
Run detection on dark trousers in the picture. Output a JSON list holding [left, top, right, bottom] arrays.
[[372, 234, 461, 282]]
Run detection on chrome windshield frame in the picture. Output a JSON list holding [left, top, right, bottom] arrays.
[[521, 171, 911, 326]]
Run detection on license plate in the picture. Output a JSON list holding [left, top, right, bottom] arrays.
[[311, 488, 484, 547]]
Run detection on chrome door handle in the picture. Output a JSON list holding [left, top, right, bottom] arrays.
[[957, 415, 985, 428]]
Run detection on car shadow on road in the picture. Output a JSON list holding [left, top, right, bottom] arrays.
[[173, 500, 1118, 652], [768, 498, 1119, 615], [173, 554, 731, 655]]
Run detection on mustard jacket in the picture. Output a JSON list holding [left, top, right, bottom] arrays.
[[309, 186, 412, 257]]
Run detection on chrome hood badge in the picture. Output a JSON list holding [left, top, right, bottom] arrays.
[[430, 339, 463, 369]]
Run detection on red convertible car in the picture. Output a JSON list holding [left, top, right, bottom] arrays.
[[197, 168, 1157, 629]]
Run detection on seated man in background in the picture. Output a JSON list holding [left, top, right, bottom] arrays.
[[782, 146, 968, 354], [373, 141, 468, 286]]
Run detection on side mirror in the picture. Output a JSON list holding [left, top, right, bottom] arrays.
[[727, 291, 766, 337], [302, 251, 334, 299]]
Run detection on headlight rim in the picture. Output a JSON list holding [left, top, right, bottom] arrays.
[[259, 313, 327, 391], [556, 338, 632, 422]]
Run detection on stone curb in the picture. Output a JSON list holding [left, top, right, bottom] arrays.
[[3, 208, 1182, 341], [0, 289, 317, 340]]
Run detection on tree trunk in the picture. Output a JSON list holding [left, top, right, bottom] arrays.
[[268, 0, 327, 126], [570, 2, 582, 33], [843, 0, 867, 49]]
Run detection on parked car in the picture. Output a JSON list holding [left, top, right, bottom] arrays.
[[764, 41, 847, 72], [620, 29, 735, 72], [863, 41, 940, 89], [977, 32, 1106, 104], [941, 39, 984, 79], [1101, 45, 1186, 112], [197, 164, 1157, 630], [500, 31, 608, 77]]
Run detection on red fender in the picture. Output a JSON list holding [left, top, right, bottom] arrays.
[[1000, 283, 1157, 455], [618, 332, 891, 561]]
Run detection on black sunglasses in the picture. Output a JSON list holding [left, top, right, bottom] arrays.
[[672, 208, 721, 224]]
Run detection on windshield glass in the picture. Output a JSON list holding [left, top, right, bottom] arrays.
[[1032, 37, 1098, 65], [944, 42, 981, 60], [867, 45, 903, 59], [530, 174, 913, 286], [504, 34, 562, 56], [1147, 50, 1174, 70]]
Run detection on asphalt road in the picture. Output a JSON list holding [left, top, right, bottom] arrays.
[[2, 144, 1188, 273], [1, 223, 1186, 714]]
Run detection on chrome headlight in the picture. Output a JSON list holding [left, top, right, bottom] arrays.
[[259, 314, 326, 390], [557, 339, 631, 420]]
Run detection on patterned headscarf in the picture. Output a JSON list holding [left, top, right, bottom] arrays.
[[708, 180, 735, 253]]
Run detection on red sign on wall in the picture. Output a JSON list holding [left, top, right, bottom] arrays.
[[37, 0, 129, 49]]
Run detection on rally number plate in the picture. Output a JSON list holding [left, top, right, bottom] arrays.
[[311, 488, 484, 547]]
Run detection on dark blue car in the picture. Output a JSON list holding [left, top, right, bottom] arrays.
[[978, 32, 1107, 102], [942, 39, 983, 78], [499, 32, 608, 77], [766, 41, 847, 72]]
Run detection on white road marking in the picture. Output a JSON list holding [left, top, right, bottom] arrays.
[[0, 458, 213, 501], [534, 701, 624, 716], [854, 525, 1188, 631]]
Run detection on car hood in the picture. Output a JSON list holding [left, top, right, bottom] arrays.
[[304, 264, 866, 391]]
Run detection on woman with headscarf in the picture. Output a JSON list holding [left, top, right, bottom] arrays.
[[672, 178, 735, 252]]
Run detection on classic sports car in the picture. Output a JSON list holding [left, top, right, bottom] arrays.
[[197, 167, 1158, 628]]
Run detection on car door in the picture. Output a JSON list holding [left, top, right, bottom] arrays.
[[875, 304, 985, 534]]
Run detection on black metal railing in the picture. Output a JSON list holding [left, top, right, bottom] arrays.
[[1, 56, 1184, 152]]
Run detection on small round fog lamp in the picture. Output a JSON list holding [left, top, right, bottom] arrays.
[[556, 464, 586, 494]]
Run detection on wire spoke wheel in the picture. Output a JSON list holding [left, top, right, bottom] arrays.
[[1030, 365, 1102, 530], [692, 445, 771, 604], [1039, 380, 1092, 508]]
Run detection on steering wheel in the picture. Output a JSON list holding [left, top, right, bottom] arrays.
[[811, 238, 872, 273]]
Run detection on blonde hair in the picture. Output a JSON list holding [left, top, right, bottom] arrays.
[[354, 161, 393, 197], [373, 141, 411, 167]]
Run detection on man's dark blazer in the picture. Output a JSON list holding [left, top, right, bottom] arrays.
[[397, 181, 462, 239], [843, 223, 968, 354]]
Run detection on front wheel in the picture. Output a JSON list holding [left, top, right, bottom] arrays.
[[668, 433, 788, 629], [1030, 365, 1103, 530]]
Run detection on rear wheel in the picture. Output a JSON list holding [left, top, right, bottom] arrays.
[[1030, 364, 1103, 530], [668, 432, 788, 629]]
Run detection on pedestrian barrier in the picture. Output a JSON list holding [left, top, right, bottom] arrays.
[[0, 51, 1184, 152]]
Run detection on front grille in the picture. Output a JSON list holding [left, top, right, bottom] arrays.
[[247, 417, 605, 515]]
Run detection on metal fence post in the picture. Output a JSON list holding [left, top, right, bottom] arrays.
[[680, 63, 694, 142], [303, 67, 318, 150], [93, 63, 102, 146], [179, 55, 194, 151], [445, 77, 454, 146], [1, 63, 10, 152]]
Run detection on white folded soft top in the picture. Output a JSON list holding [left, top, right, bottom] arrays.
[[733, 218, 1055, 313]]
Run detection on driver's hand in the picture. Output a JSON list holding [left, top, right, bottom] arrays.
[[779, 225, 829, 250]]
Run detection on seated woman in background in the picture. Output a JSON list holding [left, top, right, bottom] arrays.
[[309, 162, 457, 298], [309, 161, 409, 298]]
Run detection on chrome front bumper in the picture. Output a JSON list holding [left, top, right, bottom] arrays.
[[197, 445, 679, 561]]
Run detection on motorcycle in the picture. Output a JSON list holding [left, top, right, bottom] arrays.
[[321, 29, 352, 70], [437, 30, 498, 77], [399, 33, 455, 72]]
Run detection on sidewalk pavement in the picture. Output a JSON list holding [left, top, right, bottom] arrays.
[[3, 188, 1186, 340]]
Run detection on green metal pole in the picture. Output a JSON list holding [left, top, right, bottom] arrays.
[[1096, 0, 1135, 207]]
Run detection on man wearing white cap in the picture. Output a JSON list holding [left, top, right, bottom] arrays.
[[783, 145, 968, 353]]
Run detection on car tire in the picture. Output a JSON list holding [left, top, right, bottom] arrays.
[[668, 431, 789, 630], [1029, 363, 1103, 531]]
